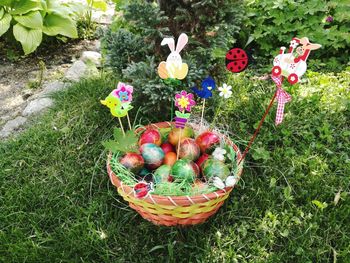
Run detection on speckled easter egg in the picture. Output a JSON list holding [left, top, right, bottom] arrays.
[[119, 152, 144, 174], [153, 164, 172, 184], [178, 138, 200, 161], [202, 159, 230, 180], [140, 143, 165, 170], [160, 142, 175, 154], [168, 126, 194, 146], [171, 159, 199, 183], [195, 131, 220, 153], [139, 128, 162, 146], [163, 152, 177, 166]]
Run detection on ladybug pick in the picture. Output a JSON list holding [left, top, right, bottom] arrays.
[[133, 182, 154, 198], [225, 48, 249, 73]]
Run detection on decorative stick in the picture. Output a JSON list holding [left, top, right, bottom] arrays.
[[191, 77, 216, 130], [118, 117, 125, 136], [174, 90, 196, 160], [176, 125, 183, 160], [200, 99, 206, 130], [126, 112, 132, 130], [238, 90, 277, 164]]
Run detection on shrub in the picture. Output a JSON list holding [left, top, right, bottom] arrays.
[[0, 0, 80, 55], [243, 0, 350, 70], [102, 28, 148, 74], [103, 0, 245, 115]]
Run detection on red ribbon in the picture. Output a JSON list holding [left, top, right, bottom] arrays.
[[271, 75, 291, 125]]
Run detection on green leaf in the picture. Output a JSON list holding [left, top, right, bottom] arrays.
[[43, 13, 77, 38], [103, 128, 138, 153], [92, 0, 108, 11], [0, 13, 12, 37], [312, 200, 328, 210], [0, 8, 4, 20], [10, 0, 42, 15], [13, 23, 42, 55], [14, 11, 43, 29], [1, 0, 14, 7], [252, 147, 270, 161]]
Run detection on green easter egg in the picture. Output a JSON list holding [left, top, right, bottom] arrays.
[[202, 159, 230, 180], [153, 164, 171, 184], [171, 159, 199, 183]]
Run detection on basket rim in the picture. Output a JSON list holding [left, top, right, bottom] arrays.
[[107, 121, 244, 205]]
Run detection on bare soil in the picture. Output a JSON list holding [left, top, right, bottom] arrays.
[[0, 39, 99, 127]]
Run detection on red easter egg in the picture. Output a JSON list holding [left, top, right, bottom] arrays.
[[178, 138, 200, 161], [225, 48, 248, 73], [195, 131, 220, 154], [196, 153, 210, 173], [164, 152, 177, 166], [139, 128, 162, 146], [160, 142, 175, 154], [120, 152, 144, 174]]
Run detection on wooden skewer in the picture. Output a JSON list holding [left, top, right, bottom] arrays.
[[126, 112, 132, 130], [200, 99, 206, 131], [118, 117, 125, 136], [176, 128, 183, 160]]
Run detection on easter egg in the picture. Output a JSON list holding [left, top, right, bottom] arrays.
[[168, 126, 194, 146], [225, 48, 249, 73], [164, 152, 177, 166], [177, 138, 200, 161], [119, 152, 144, 174], [195, 131, 220, 153], [171, 159, 199, 183], [196, 153, 210, 173], [160, 142, 175, 154], [140, 143, 165, 170], [139, 167, 152, 177], [139, 128, 162, 146], [202, 159, 230, 180], [153, 164, 172, 184]]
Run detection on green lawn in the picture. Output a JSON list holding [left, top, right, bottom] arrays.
[[1, 71, 349, 262]]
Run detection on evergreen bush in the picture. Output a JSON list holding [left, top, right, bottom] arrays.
[[103, 0, 245, 118]]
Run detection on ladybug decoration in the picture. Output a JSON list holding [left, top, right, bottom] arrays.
[[225, 48, 249, 73], [133, 182, 154, 198]]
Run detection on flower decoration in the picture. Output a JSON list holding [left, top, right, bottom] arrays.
[[212, 176, 238, 189], [191, 77, 216, 99], [218, 83, 232, 99], [212, 147, 226, 161], [112, 82, 134, 103], [175, 90, 196, 112], [326, 16, 333, 23]]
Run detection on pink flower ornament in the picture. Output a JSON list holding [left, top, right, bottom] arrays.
[[112, 82, 134, 103], [175, 90, 196, 112]]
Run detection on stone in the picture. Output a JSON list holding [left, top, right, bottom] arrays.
[[0, 116, 27, 137], [40, 81, 66, 97], [22, 89, 35, 100], [22, 98, 54, 116], [81, 51, 102, 67], [64, 60, 87, 82]]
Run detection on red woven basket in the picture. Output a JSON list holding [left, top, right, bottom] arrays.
[[107, 122, 243, 226]]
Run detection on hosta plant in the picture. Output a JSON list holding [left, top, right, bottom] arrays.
[[0, 0, 80, 55]]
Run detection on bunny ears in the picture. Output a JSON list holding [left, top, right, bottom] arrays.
[[161, 33, 188, 53]]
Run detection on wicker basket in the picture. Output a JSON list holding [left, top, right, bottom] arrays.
[[106, 122, 244, 226]]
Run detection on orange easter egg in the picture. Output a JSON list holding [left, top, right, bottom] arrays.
[[158, 61, 169, 79], [163, 152, 177, 166]]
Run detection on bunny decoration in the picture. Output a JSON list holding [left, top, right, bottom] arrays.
[[158, 33, 189, 80], [272, 37, 321, 85]]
